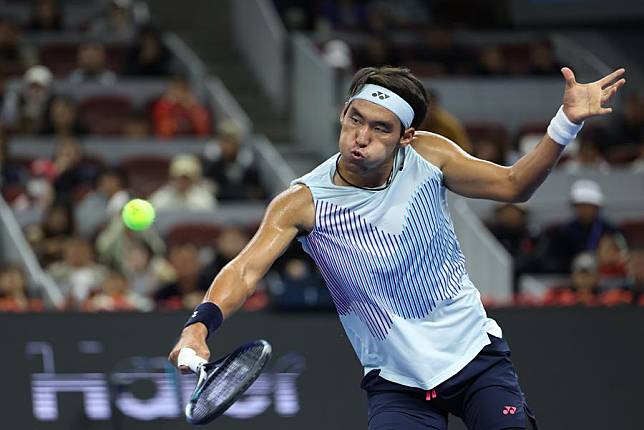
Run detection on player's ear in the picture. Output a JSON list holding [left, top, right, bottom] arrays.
[[399, 128, 415, 147]]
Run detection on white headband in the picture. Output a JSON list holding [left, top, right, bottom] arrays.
[[349, 84, 415, 129]]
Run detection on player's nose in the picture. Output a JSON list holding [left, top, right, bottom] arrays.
[[355, 125, 370, 147]]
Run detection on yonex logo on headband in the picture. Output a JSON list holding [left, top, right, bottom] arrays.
[[350, 84, 414, 129], [372, 91, 389, 100]]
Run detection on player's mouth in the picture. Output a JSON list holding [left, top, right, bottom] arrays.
[[350, 149, 365, 160]]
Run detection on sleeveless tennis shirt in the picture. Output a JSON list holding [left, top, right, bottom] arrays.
[[292, 145, 502, 390]]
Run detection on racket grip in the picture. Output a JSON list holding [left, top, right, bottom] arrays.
[[178, 347, 208, 373]]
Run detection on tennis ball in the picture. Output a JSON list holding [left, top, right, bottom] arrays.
[[121, 199, 155, 231]]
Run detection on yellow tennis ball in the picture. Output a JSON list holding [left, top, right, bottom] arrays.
[[121, 199, 155, 231]]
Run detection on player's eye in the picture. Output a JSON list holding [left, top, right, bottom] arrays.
[[350, 116, 361, 125]]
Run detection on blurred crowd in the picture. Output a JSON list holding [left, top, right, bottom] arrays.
[[486, 179, 644, 306], [0, 0, 318, 314], [276, 0, 562, 77], [1, 0, 643, 313]]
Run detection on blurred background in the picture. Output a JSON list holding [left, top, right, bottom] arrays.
[[0, 0, 642, 429]]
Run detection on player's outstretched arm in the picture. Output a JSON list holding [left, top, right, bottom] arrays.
[[168, 185, 314, 370], [413, 67, 626, 202]]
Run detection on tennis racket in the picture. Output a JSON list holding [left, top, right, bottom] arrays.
[[178, 339, 272, 425]]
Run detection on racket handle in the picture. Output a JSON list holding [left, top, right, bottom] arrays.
[[178, 347, 208, 373]]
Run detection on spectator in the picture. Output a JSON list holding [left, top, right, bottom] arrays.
[[41, 95, 88, 138], [154, 242, 204, 309], [472, 139, 506, 165], [82, 269, 153, 312], [95, 215, 166, 274], [630, 138, 644, 173], [543, 252, 600, 306], [68, 43, 117, 85], [203, 120, 266, 201], [196, 226, 270, 311], [14, 142, 82, 209], [47, 236, 108, 308], [0, 132, 27, 188], [89, 0, 137, 41], [627, 247, 644, 305], [419, 88, 472, 153], [26, 0, 63, 32], [321, 39, 353, 72], [149, 154, 216, 210], [50, 137, 99, 203], [528, 42, 561, 76], [275, 1, 315, 31], [123, 25, 172, 77], [0, 18, 37, 74], [414, 27, 471, 75], [266, 242, 327, 311], [612, 93, 643, 147], [121, 241, 171, 297], [356, 35, 398, 70], [317, 0, 367, 30], [563, 130, 610, 173], [596, 231, 629, 291], [1, 65, 54, 134], [197, 226, 251, 290], [11, 157, 56, 211], [368, 0, 430, 27], [152, 75, 211, 138], [476, 45, 508, 76], [25, 201, 75, 266], [542, 179, 617, 273], [0, 264, 43, 312], [75, 167, 130, 237], [487, 203, 540, 286], [122, 111, 151, 138]]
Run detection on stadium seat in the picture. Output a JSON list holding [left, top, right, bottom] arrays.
[[166, 222, 221, 249], [621, 219, 644, 248], [39, 43, 127, 77], [39, 43, 78, 76], [79, 96, 134, 135], [605, 145, 639, 165], [465, 121, 509, 147], [120, 155, 170, 197]]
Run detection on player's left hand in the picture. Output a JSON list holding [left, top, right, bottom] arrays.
[[561, 67, 626, 124]]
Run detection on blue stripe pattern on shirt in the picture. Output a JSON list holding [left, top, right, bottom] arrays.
[[304, 178, 466, 340]]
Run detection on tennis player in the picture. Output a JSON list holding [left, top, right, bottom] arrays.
[[170, 65, 625, 429]]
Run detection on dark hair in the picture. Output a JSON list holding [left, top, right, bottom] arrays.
[[347, 66, 428, 129], [95, 166, 128, 189]]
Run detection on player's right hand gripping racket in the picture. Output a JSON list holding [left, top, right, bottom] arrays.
[[178, 339, 272, 425]]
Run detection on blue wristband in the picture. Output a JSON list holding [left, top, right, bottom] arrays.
[[184, 302, 223, 339]]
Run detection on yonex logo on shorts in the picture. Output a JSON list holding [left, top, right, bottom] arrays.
[[371, 91, 389, 100], [502, 406, 517, 415]]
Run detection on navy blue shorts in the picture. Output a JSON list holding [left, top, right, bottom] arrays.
[[361, 335, 537, 430]]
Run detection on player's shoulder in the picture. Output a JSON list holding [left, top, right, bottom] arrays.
[[266, 184, 315, 232], [411, 131, 467, 170]]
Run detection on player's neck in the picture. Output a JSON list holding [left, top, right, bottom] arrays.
[[334, 156, 395, 190]]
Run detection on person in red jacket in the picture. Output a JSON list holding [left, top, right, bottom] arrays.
[[152, 75, 211, 138]]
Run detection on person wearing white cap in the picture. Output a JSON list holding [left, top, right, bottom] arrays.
[[543, 179, 617, 273], [169, 65, 626, 430], [149, 154, 216, 211], [1, 65, 54, 134]]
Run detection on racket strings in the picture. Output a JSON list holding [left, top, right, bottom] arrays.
[[190, 344, 268, 421]]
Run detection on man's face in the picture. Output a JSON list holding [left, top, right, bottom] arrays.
[[338, 99, 404, 172], [573, 203, 599, 225], [79, 45, 105, 72], [173, 175, 193, 193]]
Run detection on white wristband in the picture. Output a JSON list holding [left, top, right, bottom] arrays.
[[546, 105, 584, 146]]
